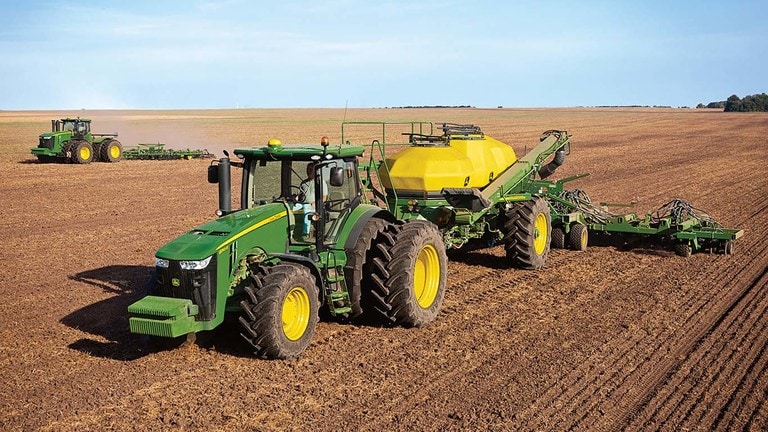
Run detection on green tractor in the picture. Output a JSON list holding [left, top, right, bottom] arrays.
[[128, 137, 448, 358], [31, 118, 123, 164], [127, 121, 742, 359]]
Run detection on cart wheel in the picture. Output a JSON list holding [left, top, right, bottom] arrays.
[[675, 242, 692, 257], [723, 240, 734, 255], [551, 226, 566, 249], [568, 223, 588, 251]]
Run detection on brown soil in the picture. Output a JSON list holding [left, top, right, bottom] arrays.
[[0, 108, 766, 431]]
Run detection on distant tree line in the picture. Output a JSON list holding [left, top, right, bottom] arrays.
[[697, 93, 768, 111]]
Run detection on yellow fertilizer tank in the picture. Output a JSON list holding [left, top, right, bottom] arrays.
[[378, 125, 517, 194]]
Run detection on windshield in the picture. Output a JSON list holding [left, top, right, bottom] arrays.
[[248, 159, 355, 208], [249, 160, 315, 206], [250, 161, 284, 206]]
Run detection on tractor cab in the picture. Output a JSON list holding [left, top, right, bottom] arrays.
[[55, 118, 91, 138], [210, 138, 366, 249]]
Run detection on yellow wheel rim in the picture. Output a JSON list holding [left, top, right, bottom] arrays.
[[282, 286, 311, 341], [581, 229, 588, 247], [414, 244, 440, 309], [110, 145, 120, 159], [533, 213, 548, 255], [80, 146, 90, 160]]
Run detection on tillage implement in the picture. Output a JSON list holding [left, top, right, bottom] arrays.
[[128, 121, 743, 358]]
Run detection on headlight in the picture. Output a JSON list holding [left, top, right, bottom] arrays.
[[155, 258, 170, 268], [180, 256, 212, 270]]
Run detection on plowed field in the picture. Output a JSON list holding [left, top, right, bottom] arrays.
[[0, 108, 766, 431]]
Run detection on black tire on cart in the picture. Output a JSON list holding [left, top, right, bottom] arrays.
[[723, 240, 734, 255], [502, 197, 551, 269], [551, 226, 566, 249], [675, 242, 692, 257], [568, 223, 588, 251]]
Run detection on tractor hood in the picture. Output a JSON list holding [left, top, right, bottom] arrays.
[[156, 203, 288, 261], [39, 131, 70, 139]]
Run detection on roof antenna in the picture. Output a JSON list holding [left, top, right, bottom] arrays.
[[343, 99, 348, 123]]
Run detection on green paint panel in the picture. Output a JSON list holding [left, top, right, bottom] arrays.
[[156, 203, 288, 260]]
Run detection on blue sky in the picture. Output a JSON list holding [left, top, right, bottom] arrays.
[[1, 1, 765, 109]]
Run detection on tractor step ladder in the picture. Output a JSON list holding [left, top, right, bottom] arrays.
[[325, 265, 352, 315]]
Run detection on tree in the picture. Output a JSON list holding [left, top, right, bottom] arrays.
[[724, 93, 768, 112]]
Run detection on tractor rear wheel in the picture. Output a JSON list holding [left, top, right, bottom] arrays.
[[502, 197, 551, 269], [69, 140, 93, 164], [568, 223, 588, 251], [100, 139, 123, 162], [344, 216, 389, 318], [367, 220, 447, 327], [239, 262, 319, 359], [551, 226, 566, 249]]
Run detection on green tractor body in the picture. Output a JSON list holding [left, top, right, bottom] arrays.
[[31, 118, 123, 164], [129, 138, 448, 358]]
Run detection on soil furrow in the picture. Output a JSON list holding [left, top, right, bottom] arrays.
[[587, 252, 768, 430], [516, 251, 744, 428], [661, 267, 768, 429], [516, 230, 768, 430]]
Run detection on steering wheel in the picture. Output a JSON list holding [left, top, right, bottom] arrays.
[[289, 185, 306, 204]]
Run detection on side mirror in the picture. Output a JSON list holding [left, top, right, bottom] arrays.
[[207, 164, 219, 184], [329, 167, 344, 187]]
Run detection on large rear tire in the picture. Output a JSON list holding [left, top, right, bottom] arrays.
[[69, 140, 93, 164], [100, 139, 123, 162], [239, 263, 319, 359], [502, 197, 551, 269], [367, 220, 447, 327], [344, 217, 389, 318]]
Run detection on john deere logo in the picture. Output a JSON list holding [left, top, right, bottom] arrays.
[[171, 278, 181, 287]]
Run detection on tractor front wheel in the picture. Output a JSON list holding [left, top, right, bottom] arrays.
[[503, 197, 551, 269], [69, 140, 93, 164], [239, 263, 319, 359], [367, 220, 447, 327]]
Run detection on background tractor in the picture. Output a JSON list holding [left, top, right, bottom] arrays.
[[31, 118, 123, 164]]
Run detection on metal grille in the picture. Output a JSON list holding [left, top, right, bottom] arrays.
[[156, 256, 217, 321]]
